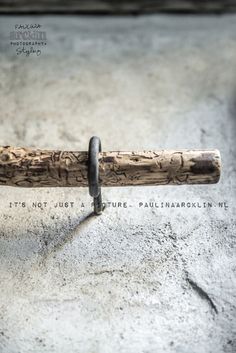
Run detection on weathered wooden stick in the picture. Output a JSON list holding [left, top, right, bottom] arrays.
[[0, 147, 221, 187]]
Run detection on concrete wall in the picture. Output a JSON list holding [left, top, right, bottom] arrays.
[[0, 14, 235, 353]]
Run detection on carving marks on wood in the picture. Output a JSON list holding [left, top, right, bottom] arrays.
[[99, 150, 221, 186], [0, 147, 221, 187], [0, 147, 88, 187]]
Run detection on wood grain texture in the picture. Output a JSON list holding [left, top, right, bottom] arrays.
[[0, 147, 221, 187], [1, 0, 236, 13], [99, 150, 221, 186]]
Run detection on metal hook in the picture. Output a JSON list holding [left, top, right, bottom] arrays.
[[88, 136, 103, 215]]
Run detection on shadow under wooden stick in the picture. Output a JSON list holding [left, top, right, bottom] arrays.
[[37, 211, 97, 266]]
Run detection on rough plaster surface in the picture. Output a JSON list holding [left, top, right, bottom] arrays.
[[0, 15, 236, 353]]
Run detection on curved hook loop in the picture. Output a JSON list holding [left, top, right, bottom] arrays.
[[88, 136, 103, 215]]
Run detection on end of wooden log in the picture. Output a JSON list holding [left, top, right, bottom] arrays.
[[189, 149, 221, 184]]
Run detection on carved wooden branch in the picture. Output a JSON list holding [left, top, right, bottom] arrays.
[[0, 147, 221, 187]]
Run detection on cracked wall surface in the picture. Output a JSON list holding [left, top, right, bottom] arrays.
[[0, 14, 236, 353]]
